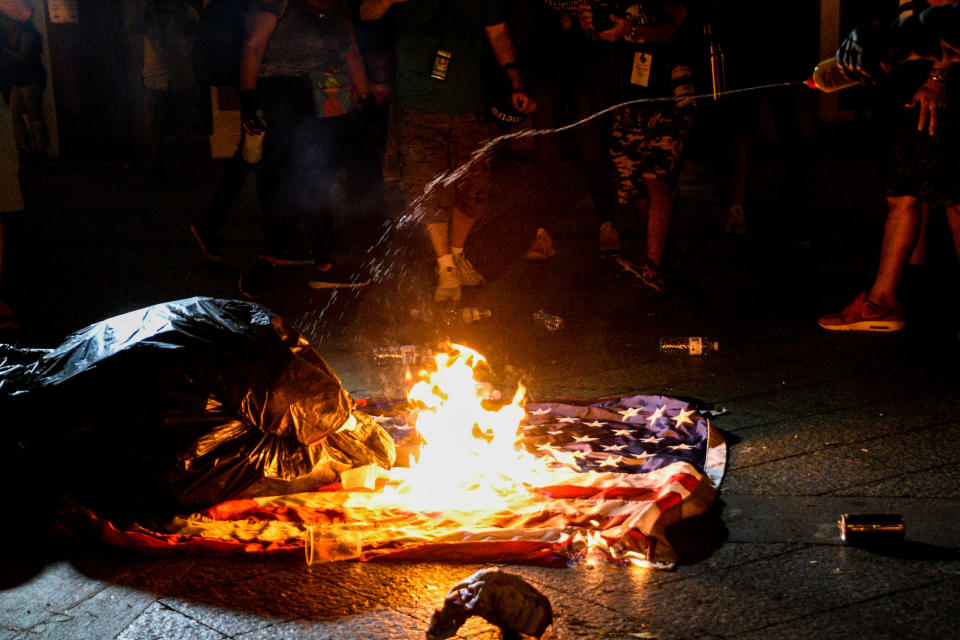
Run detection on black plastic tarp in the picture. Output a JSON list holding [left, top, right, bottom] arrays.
[[0, 297, 395, 520]]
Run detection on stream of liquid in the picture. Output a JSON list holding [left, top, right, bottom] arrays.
[[295, 80, 803, 342]]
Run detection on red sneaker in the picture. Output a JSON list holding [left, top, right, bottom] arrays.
[[817, 292, 905, 332]]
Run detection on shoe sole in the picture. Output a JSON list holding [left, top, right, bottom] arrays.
[[818, 320, 906, 332], [190, 225, 226, 263]]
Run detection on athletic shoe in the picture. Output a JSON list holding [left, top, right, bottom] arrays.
[[525, 227, 556, 260], [817, 292, 905, 332], [435, 264, 461, 302], [725, 204, 748, 236], [308, 265, 371, 289], [261, 245, 314, 266], [454, 253, 485, 286], [599, 221, 621, 252], [0, 298, 19, 329], [190, 224, 226, 262], [238, 258, 274, 299], [637, 257, 665, 292]]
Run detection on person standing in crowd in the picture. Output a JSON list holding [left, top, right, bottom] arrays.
[[3, 9, 46, 159], [359, 0, 536, 303], [523, 0, 615, 261], [238, 0, 377, 297], [142, 0, 204, 176], [190, 0, 255, 263], [0, 0, 33, 329], [579, 1, 695, 292], [704, 0, 814, 238], [818, 0, 959, 332]]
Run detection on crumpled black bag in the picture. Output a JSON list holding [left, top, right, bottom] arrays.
[[0, 297, 395, 520]]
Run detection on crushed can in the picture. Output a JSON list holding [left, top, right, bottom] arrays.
[[838, 513, 905, 546]]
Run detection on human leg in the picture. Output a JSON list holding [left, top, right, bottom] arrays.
[[191, 149, 249, 262], [947, 204, 960, 262], [817, 195, 918, 332], [397, 110, 459, 301], [447, 115, 491, 290], [255, 78, 310, 264], [868, 195, 923, 308], [645, 178, 673, 268]]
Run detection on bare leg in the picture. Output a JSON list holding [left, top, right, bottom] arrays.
[[868, 195, 922, 307], [449, 207, 474, 250], [645, 178, 673, 266], [426, 222, 451, 258], [946, 204, 960, 263], [907, 202, 929, 265]]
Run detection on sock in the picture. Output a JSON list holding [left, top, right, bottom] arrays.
[[437, 254, 454, 270]]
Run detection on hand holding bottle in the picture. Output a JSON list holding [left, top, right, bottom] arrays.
[[836, 24, 888, 84]]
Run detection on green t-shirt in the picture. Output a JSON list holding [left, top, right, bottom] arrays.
[[393, 0, 505, 114]]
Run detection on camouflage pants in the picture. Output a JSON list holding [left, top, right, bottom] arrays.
[[610, 104, 692, 203]]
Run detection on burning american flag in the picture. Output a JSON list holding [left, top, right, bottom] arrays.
[[63, 346, 726, 569]]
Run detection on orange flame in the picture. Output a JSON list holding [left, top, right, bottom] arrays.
[[382, 344, 546, 510], [363, 343, 654, 567]]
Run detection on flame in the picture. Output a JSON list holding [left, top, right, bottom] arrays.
[[384, 343, 544, 510], [360, 342, 654, 567]]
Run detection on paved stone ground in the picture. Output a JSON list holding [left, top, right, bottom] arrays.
[[1, 120, 959, 639]]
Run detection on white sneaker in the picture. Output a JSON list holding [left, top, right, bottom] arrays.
[[435, 265, 461, 302], [599, 221, 621, 252], [726, 204, 748, 235], [525, 227, 556, 260], [454, 253, 485, 287]]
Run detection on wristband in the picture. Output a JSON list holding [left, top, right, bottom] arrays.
[[927, 72, 947, 83], [501, 61, 519, 71]]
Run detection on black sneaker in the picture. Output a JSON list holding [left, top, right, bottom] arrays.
[[308, 265, 371, 289], [238, 258, 274, 298], [261, 245, 314, 266], [190, 224, 226, 262]]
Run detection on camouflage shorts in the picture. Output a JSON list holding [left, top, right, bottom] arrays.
[[610, 104, 692, 203], [397, 109, 492, 224]]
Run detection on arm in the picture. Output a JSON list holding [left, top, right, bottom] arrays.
[[484, 22, 536, 114], [344, 17, 371, 99], [359, 0, 408, 21], [238, 9, 277, 133], [580, 2, 687, 44], [0, 0, 31, 22], [239, 10, 277, 92]]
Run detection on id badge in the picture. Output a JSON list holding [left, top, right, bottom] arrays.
[[431, 49, 452, 81], [630, 51, 652, 87]]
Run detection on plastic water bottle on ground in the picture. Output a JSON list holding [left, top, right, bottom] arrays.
[[534, 309, 563, 331], [373, 344, 432, 366], [445, 307, 492, 326], [659, 336, 718, 356]]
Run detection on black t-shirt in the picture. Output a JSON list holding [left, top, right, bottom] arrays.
[[618, 1, 681, 100]]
